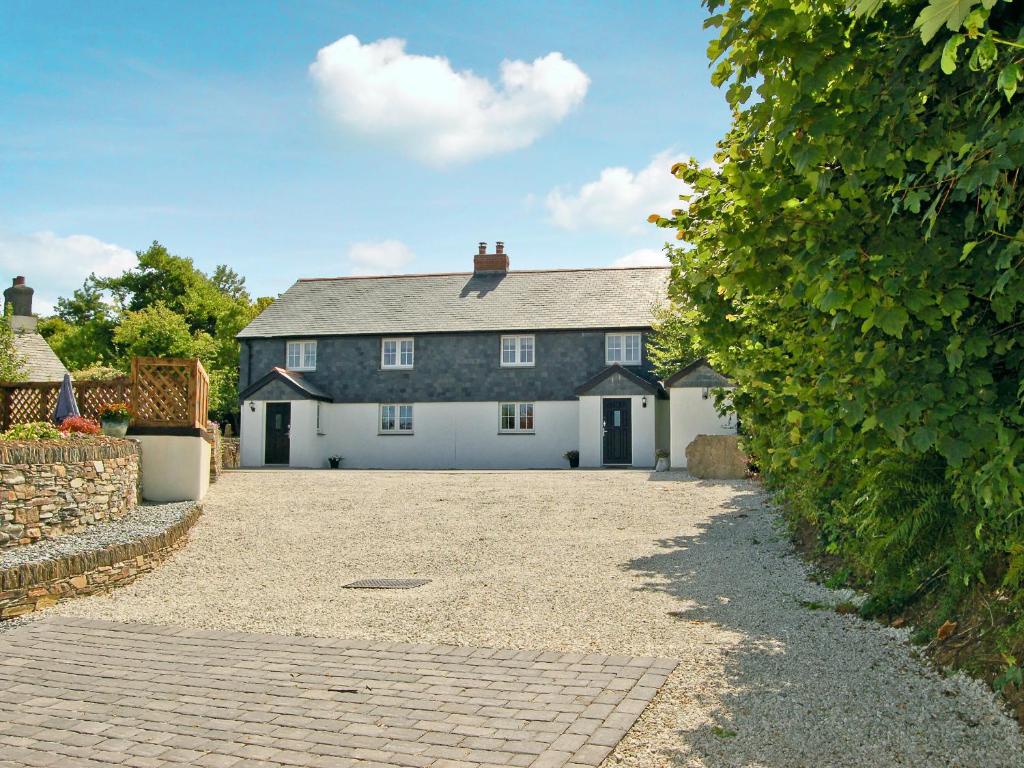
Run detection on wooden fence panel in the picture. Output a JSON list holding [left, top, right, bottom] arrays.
[[1, 356, 209, 431], [130, 357, 209, 429]]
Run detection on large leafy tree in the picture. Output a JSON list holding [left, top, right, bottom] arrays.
[[37, 274, 118, 370], [40, 242, 270, 419], [655, 0, 1023, 636]]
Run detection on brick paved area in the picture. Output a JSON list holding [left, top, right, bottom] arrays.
[[0, 617, 676, 768]]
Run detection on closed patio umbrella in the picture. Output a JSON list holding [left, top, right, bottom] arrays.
[[53, 373, 80, 424]]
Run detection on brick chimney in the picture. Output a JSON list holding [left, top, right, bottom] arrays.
[[473, 241, 509, 274]]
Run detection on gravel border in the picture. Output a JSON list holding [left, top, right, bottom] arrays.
[[0, 501, 197, 568]]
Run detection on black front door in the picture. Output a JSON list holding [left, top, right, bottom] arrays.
[[602, 398, 632, 465], [264, 403, 291, 465]]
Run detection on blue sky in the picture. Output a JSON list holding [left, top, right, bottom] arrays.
[[0, 1, 728, 311]]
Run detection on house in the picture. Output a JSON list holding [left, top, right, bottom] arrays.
[[236, 242, 682, 469], [3, 276, 69, 382]]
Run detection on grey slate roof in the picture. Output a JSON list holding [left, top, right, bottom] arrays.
[[11, 330, 69, 382], [665, 358, 733, 388], [575, 364, 667, 398], [239, 367, 333, 402], [237, 267, 670, 339]]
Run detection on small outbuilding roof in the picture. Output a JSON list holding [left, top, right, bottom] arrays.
[[574, 364, 667, 398], [237, 267, 670, 339], [664, 357, 733, 388], [239, 367, 333, 402]]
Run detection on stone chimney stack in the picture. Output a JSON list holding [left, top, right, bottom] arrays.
[[473, 241, 509, 275], [4, 276, 37, 331]]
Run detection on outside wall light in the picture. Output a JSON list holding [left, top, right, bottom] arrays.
[[249, 401, 256, 413], [702, 387, 710, 400], [641, 395, 648, 408]]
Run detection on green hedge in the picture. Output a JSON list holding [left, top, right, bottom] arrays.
[[656, 1, 1023, 647]]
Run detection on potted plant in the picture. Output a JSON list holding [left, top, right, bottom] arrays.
[[655, 448, 670, 472], [97, 403, 131, 437], [328, 455, 343, 469], [563, 449, 580, 469]]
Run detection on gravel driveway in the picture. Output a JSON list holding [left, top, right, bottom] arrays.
[[52, 469, 1022, 767]]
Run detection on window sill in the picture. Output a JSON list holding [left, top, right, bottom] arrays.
[[286, 366, 316, 372], [498, 430, 535, 436], [605, 361, 642, 367], [380, 366, 414, 371], [378, 431, 415, 436], [500, 363, 536, 368]]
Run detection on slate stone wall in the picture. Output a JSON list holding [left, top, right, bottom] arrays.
[[241, 329, 658, 403], [0, 439, 140, 548], [0, 503, 201, 619]]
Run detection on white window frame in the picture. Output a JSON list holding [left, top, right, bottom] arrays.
[[499, 402, 535, 434], [379, 403, 414, 434], [286, 340, 317, 371], [605, 333, 642, 365], [381, 337, 414, 369], [500, 335, 535, 367]]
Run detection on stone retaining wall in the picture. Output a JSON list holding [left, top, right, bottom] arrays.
[[0, 503, 201, 618], [0, 439, 140, 548], [222, 438, 240, 469]]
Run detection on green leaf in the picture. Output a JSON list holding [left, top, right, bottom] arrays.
[[876, 306, 910, 337], [853, 0, 888, 18], [941, 34, 965, 74], [910, 426, 938, 452], [915, 0, 981, 44], [998, 62, 1021, 101]]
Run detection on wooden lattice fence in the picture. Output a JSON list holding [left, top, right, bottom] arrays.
[[0, 357, 208, 431], [131, 357, 208, 429]]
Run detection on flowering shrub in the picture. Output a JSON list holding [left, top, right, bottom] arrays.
[[98, 402, 132, 420], [60, 416, 101, 435], [1, 422, 61, 441]]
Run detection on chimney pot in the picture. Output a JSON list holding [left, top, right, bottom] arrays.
[[478, 242, 487, 255], [495, 241, 504, 255], [4, 275, 34, 318]]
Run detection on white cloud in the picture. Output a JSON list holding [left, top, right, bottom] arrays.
[[346, 240, 415, 275], [546, 150, 691, 234], [0, 230, 135, 315], [309, 35, 589, 165], [612, 248, 669, 268]]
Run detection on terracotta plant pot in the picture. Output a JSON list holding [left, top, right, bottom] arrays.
[[100, 417, 129, 438]]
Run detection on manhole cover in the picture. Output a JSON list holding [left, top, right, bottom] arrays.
[[342, 579, 431, 589]]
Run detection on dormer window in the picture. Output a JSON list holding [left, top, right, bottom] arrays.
[[606, 333, 641, 365], [286, 340, 317, 371], [382, 337, 414, 369]]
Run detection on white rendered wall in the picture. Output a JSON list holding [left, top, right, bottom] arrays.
[[578, 397, 602, 468], [240, 400, 265, 467], [669, 387, 737, 468], [629, 395, 657, 468], [243, 401, 580, 469], [134, 435, 210, 502]]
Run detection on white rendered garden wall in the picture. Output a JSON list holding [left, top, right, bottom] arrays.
[[669, 387, 737, 469]]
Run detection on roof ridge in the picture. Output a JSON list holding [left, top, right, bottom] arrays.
[[296, 265, 670, 283]]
